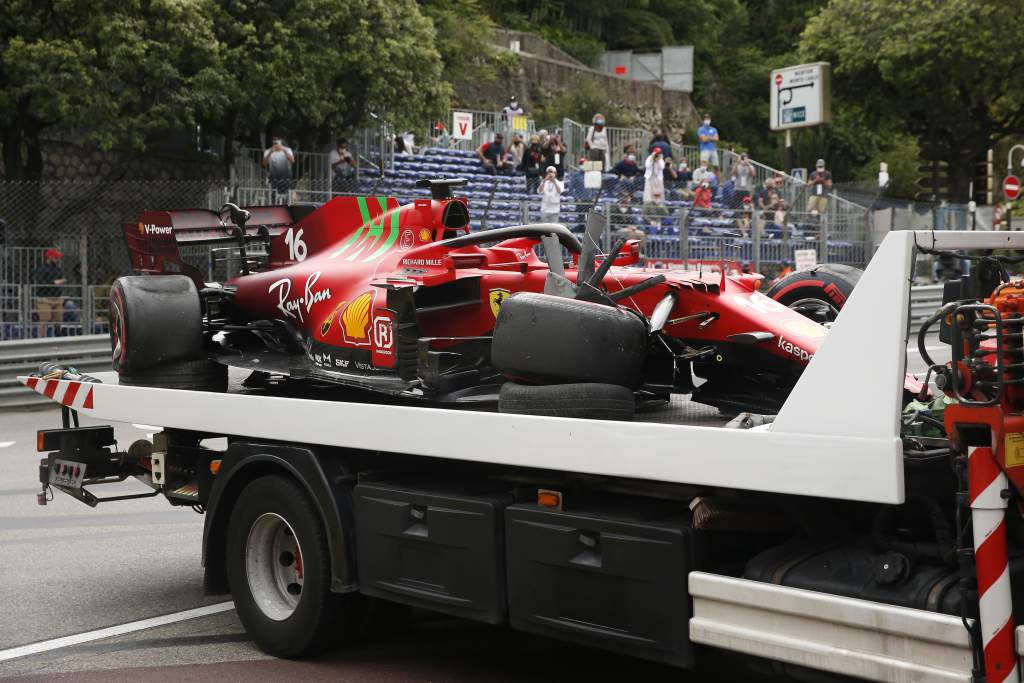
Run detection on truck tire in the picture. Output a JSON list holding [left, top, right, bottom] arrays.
[[118, 359, 228, 392], [499, 382, 636, 421], [109, 275, 203, 374], [226, 474, 361, 658], [766, 263, 862, 324], [491, 292, 647, 388]]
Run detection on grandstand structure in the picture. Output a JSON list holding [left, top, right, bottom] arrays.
[[225, 140, 872, 270]]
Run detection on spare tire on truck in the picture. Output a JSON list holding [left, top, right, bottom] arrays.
[[765, 263, 862, 324], [109, 275, 226, 392], [491, 292, 647, 388], [499, 382, 636, 421]]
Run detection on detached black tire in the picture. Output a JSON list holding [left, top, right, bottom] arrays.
[[492, 292, 647, 388], [766, 263, 862, 323], [499, 382, 636, 421], [227, 475, 361, 658], [109, 275, 203, 374], [118, 359, 227, 392]]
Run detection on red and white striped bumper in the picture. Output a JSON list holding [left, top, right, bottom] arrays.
[[21, 377, 95, 411]]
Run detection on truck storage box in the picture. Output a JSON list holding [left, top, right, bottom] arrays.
[[505, 502, 695, 667], [354, 480, 512, 623]]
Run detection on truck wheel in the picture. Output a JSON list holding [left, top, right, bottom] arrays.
[[227, 474, 359, 658], [499, 382, 636, 421], [118, 359, 228, 392], [766, 264, 862, 324], [491, 292, 647, 388], [109, 275, 203, 374]]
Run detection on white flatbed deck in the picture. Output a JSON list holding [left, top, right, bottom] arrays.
[[22, 231, 1024, 506]]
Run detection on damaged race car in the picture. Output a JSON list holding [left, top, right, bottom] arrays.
[[110, 178, 860, 419]]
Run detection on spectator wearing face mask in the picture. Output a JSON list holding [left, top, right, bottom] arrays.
[[612, 193, 645, 247], [503, 95, 525, 135], [507, 133, 526, 172], [691, 158, 716, 189], [643, 148, 667, 220], [693, 179, 713, 210], [584, 113, 609, 170], [675, 158, 694, 200], [542, 133, 566, 180], [538, 166, 564, 223], [519, 135, 544, 193], [477, 133, 511, 175], [610, 146, 642, 194], [697, 113, 720, 169], [731, 152, 755, 207], [806, 158, 833, 214]]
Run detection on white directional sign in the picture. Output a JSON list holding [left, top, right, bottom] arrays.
[[452, 111, 473, 140], [770, 63, 831, 131]]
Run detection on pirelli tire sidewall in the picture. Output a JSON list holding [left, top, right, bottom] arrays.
[[491, 292, 648, 388], [109, 274, 203, 374], [765, 263, 863, 314]]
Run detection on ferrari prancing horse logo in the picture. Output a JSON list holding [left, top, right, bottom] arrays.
[[489, 289, 510, 318]]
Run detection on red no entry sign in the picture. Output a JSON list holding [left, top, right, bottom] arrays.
[[774, 73, 782, 86], [1005, 175, 1021, 200]]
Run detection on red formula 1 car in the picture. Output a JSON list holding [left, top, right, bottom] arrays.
[[111, 179, 858, 417]]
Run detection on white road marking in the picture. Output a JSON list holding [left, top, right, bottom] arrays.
[[0, 601, 235, 663], [0, 441, 14, 448], [131, 424, 161, 432]]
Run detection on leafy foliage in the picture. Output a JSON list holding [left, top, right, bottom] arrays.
[[0, 0, 450, 179], [0, 0, 225, 179], [801, 0, 1024, 200], [531, 77, 637, 130]]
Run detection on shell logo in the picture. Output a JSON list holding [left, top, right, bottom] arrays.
[[341, 292, 374, 345], [138, 222, 145, 234], [419, 228, 432, 242]]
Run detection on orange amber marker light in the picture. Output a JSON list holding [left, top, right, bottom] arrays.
[[36, 431, 46, 452], [209, 459, 222, 475], [537, 489, 562, 509]]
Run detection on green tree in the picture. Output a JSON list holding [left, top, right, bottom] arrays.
[[801, 0, 1024, 202], [206, 0, 451, 166], [0, 0, 224, 180]]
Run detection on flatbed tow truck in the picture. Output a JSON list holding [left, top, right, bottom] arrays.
[[20, 230, 1024, 682]]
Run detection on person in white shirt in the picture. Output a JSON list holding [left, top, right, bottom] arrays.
[[262, 136, 295, 197], [538, 166, 564, 223], [643, 148, 666, 206], [584, 113, 609, 170]]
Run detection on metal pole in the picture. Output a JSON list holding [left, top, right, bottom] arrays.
[[819, 211, 829, 264], [784, 129, 792, 176], [79, 226, 89, 335], [967, 444, 1020, 683], [679, 207, 689, 266], [751, 207, 761, 273]]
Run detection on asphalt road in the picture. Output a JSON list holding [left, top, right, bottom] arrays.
[[0, 406, 757, 682], [0, 340, 944, 680]]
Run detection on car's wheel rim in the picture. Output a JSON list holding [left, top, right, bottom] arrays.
[[109, 295, 124, 367], [245, 512, 304, 621], [787, 296, 840, 324]]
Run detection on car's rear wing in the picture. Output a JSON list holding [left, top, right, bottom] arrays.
[[122, 205, 299, 284]]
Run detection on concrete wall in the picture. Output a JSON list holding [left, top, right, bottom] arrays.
[[39, 139, 223, 181], [457, 29, 700, 137]]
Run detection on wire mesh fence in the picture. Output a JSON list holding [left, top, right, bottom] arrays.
[[0, 172, 871, 340]]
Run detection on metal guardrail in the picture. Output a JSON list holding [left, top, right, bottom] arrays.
[[910, 284, 943, 337], [0, 335, 110, 410]]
